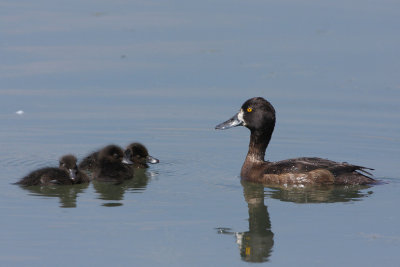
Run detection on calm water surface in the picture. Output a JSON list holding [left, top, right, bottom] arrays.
[[1, 0, 400, 266]]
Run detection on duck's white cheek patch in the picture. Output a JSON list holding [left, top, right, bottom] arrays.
[[238, 109, 246, 125]]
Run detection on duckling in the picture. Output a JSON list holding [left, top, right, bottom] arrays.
[[93, 145, 134, 182], [16, 155, 89, 186], [215, 97, 376, 185]]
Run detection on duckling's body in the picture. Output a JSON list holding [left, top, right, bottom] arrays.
[[17, 168, 73, 186], [216, 97, 376, 185], [93, 145, 134, 182], [78, 151, 99, 173], [16, 155, 89, 186]]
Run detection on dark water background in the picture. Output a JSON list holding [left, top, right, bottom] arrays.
[[1, 0, 399, 266]]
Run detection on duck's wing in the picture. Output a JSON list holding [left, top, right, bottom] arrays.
[[265, 157, 374, 177]]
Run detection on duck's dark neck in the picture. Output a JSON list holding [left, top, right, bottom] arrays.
[[247, 128, 273, 162]]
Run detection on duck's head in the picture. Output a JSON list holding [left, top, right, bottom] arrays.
[[59, 155, 78, 181], [98, 145, 133, 165], [124, 143, 159, 166], [215, 97, 276, 133]]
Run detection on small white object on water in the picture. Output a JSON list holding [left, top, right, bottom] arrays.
[[16, 110, 24, 115]]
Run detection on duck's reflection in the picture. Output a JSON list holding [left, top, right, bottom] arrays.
[[238, 181, 274, 262], [264, 183, 373, 203], [19, 183, 89, 208], [93, 169, 152, 207], [217, 181, 274, 262], [218, 181, 374, 263]]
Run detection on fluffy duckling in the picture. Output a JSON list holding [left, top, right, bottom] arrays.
[[16, 155, 89, 186], [93, 145, 134, 182]]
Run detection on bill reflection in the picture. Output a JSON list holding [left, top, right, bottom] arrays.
[[217, 181, 274, 263]]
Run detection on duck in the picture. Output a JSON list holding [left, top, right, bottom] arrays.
[[124, 142, 159, 168], [79, 142, 158, 172], [215, 97, 376, 185], [16, 155, 90, 186], [93, 145, 134, 182]]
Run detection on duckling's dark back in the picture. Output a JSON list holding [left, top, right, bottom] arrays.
[[78, 151, 99, 172], [16, 167, 73, 186]]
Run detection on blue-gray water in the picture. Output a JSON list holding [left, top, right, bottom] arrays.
[[1, 0, 400, 266]]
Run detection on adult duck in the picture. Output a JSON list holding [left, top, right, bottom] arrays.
[[215, 97, 376, 185]]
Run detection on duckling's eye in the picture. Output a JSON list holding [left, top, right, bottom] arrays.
[[247, 107, 253, 113]]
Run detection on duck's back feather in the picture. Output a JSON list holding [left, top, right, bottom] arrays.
[[262, 157, 375, 185]]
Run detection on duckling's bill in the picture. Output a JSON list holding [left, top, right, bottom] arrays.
[[146, 155, 159, 164], [68, 169, 77, 181], [122, 156, 133, 164]]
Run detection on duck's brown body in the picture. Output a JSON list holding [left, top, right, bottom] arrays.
[[241, 156, 374, 185], [216, 97, 377, 186]]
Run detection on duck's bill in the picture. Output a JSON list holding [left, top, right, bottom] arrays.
[[146, 155, 159, 164], [68, 169, 77, 181], [124, 149, 132, 160], [122, 156, 133, 165], [215, 113, 243, 130]]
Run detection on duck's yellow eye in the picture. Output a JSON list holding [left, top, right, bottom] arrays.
[[247, 107, 253, 112]]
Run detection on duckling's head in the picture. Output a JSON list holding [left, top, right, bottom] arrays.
[[215, 97, 276, 133], [98, 145, 131, 165], [59, 155, 78, 181], [124, 143, 159, 166]]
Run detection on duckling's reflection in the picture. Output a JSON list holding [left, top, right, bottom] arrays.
[[93, 169, 152, 207], [19, 183, 89, 208], [218, 181, 374, 263]]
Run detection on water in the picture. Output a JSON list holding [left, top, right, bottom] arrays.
[[1, 0, 400, 266]]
